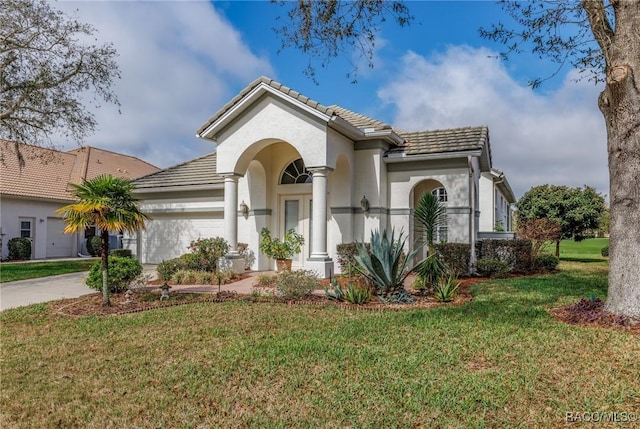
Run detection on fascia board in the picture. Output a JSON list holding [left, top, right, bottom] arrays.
[[198, 83, 332, 140], [383, 150, 482, 163], [134, 184, 224, 193]]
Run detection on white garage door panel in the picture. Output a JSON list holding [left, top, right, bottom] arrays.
[[141, 213, 224, 263], [46, 217, 73, 258]]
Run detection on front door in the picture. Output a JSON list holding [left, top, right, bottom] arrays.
[[280, 194, 312, 269]]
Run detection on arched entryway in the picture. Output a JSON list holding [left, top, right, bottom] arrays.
[[411, 179, 449, 257]]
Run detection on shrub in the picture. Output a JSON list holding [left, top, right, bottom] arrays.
[[379, 288, 414, 304], [475, 258, 510, 278], [188, 237, 229, 271], [434, 243, 470, 277], [343, 283, 372, 304], [7, 237, 31, 260], [157, 258, 185, 281], [86, 235, 102, 257], [336, 242, 371, 276], [535, 254, 559, 271], [601, 246, 609, 257], [86, 257, 143, 293], [476, 239, 533, 274], [411, 275, 430, 295], [433, 275, 461, 302], [109, 249, 132, 258], [272, 269, 320, 299]]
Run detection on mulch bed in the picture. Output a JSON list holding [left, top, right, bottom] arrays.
[[47, 278, 640, 338], [49, 278, 477, 317], [550, 298, 640, 337]]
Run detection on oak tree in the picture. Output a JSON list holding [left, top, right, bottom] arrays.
[[272, 0, 413, 82], [0, 0, 120, 148], [481, 0, 640, 317]]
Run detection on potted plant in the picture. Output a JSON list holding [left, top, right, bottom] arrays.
[[259, 227, 305, 271]]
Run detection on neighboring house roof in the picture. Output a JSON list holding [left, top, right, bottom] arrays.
[[133, 152, 221, 191], [0, 140, 160, 202]]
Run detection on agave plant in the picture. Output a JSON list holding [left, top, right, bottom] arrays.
[[353, 228, 423, 296]]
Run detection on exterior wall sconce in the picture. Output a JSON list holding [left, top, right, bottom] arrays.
[[360, 195, 370, 214], [239, 200, 249, 218]]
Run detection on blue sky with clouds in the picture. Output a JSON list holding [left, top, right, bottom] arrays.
[[56, 0, 608, 200]]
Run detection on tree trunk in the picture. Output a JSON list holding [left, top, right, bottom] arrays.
[[596, 1, 640, 318], [100, 229, 110, 307], [555, 240, 560, 258]]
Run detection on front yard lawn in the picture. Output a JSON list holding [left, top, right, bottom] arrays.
[[1, 261, 638, 427], [0, 259, 96, 283]]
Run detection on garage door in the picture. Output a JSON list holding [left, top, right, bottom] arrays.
[[46, 217, 73, 258], [140, 213, 224, 263]]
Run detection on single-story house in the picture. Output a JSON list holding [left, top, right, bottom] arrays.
[[127, 76, 515, 276], [0, 140, 160, 260]]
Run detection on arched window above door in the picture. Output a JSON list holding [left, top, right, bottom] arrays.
[[280, 158, 312, 184], [432, 187, 448, 203]]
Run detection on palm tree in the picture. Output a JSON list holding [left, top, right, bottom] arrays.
[[58, 175, 148, 306], [413, 192, 448, 285]]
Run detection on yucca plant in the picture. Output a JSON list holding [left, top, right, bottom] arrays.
[[413, 192, 450, 286], [433, 275, 461, 302], [353, 228, 423, 296]]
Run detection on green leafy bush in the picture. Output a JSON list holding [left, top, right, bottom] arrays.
[[188, 237, 229, 271], [601, 246, 609, 257], [475, 258, 510, 278], [109, 249, 132, 258], [434, 275, 461, 302], [272, 269, 320, 299], [259, 228, 304, 260], [476, 239, 533, 273], [86, 235, 101, 257], [86, 257, 142, 293], [7, 237, 31, 260], [157, 258, 184, 281], [535, 254, 559, 271], [434, 243, 470, 277]]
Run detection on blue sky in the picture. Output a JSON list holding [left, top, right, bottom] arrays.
[[57, 0, 608, 200]]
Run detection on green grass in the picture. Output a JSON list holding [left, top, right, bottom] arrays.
[[0, 259, 96, 282], [2, 261, 638, 428], [558, 238, 609, 262]]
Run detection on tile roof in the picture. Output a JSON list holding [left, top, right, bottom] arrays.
[[133, 152, 222, 189], [197, 76, 489, 159], [0, 140, 160, 202], [393, 126, 490, 155]]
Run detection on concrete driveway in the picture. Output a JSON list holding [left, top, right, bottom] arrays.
[[0, 265, 158, 311], [0, 272, 95, 311]]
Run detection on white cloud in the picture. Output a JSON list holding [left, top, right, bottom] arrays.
[[56, 1, 274, 168], [377, 46, 608, 200]]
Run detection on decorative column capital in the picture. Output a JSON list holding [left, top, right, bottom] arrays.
[[306, 166, 333, 176]]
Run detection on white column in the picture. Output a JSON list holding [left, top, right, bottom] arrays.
[[223, 174, 240, 255], [309, 167, 330, 259]]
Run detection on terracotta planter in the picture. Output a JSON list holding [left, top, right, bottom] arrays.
[[276, 258, 292, 271]]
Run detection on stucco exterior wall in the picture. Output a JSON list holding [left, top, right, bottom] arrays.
[[0, 196, 80, 259], [215, 96, 329, 175]]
